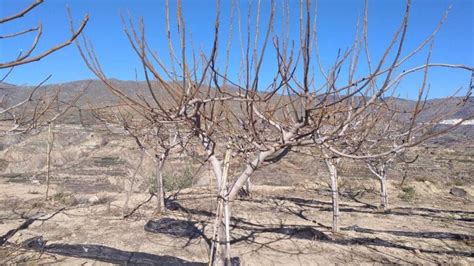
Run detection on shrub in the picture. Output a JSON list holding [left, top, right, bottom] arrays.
[[89, 194, 114, 205], [164, 163, 194, 191], [52, 191, 79, 206], [398, 186, 416, 202]]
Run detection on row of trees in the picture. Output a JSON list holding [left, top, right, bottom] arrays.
[[73, 1, 472, 264], [2, 1, 472, 265]]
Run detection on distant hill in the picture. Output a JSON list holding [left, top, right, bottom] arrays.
[[2, 79, 473, 142]]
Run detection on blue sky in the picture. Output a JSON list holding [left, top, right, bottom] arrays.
[[0, 0, 472, 99]]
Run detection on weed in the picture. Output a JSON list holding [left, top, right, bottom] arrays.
[[164, 163, 194, 191], [91, 194, 114, 205], [413, 176, 428, 183], [398, 186, 416, 202], [52, 191, 79, 206], [453, 179, 465, 186], [31, 201, 45, 209]]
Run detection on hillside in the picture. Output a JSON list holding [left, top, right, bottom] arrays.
[[3, 79, 473, 115], [2, 79, 473, 139]]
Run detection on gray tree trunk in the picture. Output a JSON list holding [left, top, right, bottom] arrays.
[[367, 163, 390, 211], [45, 123, 54, 201], [325, 159, 340, 233], [156, 152, 168, 212], [379, 176, 389, 210], [212, 205, 228, 266], [210, 148, 232, 266], [245, 177, 252, 196], [207, 147, 276, 265]]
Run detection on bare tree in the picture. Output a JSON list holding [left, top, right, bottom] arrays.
[[356, 88, 471, 211], [114, 109, 190, 212], [0, 1, 88, 199], [0, 0, 89, 136], [45, 122, 54, 200]]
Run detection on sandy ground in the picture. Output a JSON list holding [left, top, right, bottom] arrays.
[[0, 179, 473, 265]]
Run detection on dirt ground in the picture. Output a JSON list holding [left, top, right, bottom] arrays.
[[1, 124, 473, 265], [0, 179, 472, 265]]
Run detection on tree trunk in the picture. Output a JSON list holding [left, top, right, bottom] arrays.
[[367, 163, 390, 211], [379, 176, 389, 211], [224, 201, 231, 262], [211, 205, 228, 266], [227, 150, 273, 201], [209, 155, 224, 191], [208, 149, 275, 265], [210, 148, 232, 266], [78, 109, 85, 127], [326, 159, 339, 233], [245, 177, 252, 197], [45, 123, 54, 201], [156, 152, 167, 212]]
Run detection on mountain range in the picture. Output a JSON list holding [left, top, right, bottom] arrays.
[[1, 79, 473, 142]]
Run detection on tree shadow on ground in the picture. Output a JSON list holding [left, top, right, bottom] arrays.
[[330, 237, 474, 257], [227, 222, 474, 258], [166, 200, 264, 228], [165, 199, 474, 258], [273, 195, 473, 222], [0, 207, 65, 246], [144, 217, 213, 248], [342, 224, 473, 242], [21, 236, 206, 265]]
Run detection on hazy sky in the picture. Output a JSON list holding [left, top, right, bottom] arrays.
[[0, 0, 472, 99]]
